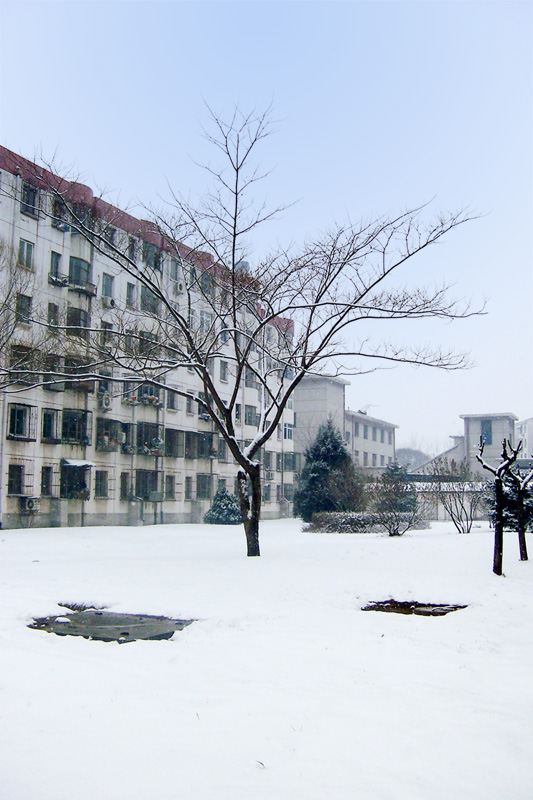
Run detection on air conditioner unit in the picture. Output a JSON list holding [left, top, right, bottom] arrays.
[[98, 392, 112, 410], [266, 471, 275, 482], [172, 281, 184, 295], [20, 496, 41, 514], [199, 413, 211, 421], [118, 431, 127, 444], [102, 296, 116, 308]]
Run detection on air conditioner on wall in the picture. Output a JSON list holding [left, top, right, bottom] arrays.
[[20, 496, 41, 514], [102, 296, 116, 308], [266, 471, 275, 482], [98, 393, 112, 410], [173, 281, 184, 295]]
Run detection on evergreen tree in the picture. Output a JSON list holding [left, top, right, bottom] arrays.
[[294, 418, 365, 522], [484, 475, 533, 532], [204, 486, 243, 525], [371, 462, 419, 536]]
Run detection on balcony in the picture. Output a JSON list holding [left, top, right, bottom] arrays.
[[69, 281, 97, 297], [48, 272, 69, 287]]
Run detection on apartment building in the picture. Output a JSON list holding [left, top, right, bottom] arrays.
[[0, 147, 297, 528], [293, 375, 397, 472]]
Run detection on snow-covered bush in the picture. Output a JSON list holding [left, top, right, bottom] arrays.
[[203, 487, 243, 525], [306, 511, 382, 533]]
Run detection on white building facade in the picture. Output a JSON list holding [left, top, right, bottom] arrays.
[[0, 147, 297, 529]]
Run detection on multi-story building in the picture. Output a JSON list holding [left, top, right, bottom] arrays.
[[0, 146, 297, 528], [293, 375, 397, 472], [413, 412, 518, 476]]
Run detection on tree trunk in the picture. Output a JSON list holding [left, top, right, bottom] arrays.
[[516, 489, 528, 562], [237, 465, 262, 557], [493, 477, 504, 576]]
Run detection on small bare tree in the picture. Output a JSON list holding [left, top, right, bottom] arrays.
[[1, 107, 480, 556], [427, 457, 484, 533]]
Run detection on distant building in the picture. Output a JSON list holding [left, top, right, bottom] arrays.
[[516, 417, 533, 458], [293, 375, 397, 472], [414, 413, 518, 476]]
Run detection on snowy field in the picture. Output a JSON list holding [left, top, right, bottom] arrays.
[[1, 519, 532, 800]]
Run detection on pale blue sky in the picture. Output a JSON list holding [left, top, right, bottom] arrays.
[[1, 1, 531, 450]]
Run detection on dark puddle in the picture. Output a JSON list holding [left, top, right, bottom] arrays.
[[362, 599, 467, 616], [29, 610, 195, 642]]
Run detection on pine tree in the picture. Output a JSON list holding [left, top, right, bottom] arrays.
[[204, 486, 243, 525], [294, 418, 364, 522]]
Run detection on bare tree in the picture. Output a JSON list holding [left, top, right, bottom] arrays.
[[1, 107, 480, 556], [426, 457, 484, 533]]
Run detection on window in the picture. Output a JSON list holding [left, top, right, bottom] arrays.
[[135, 469, 160, 501], [354, 423, 359, 437], [481, 419, 493, 445], [218, 438, 228, 461], [102, 273, 114, 297], [354, 450, 360, 465], [165, 474, 176, 500], [103, 228, 116, 247], [95, 471, 108, 498], [200, 310, 213, 334], [186, 394, 195, 415], [283, 452, 298, 472], [50, 251, 61, 277], [8, 404, 37, 440], [60, 464, 90, 499], [66, 306, 90, 339], [126, 282, 136, 307], [388, 431, 393, 446], [42, 408, 61, 443], [165, 428, 184, 458], [143, 241, 161, 271], [16, 294, 32, 324], [166, 388, 178, 410], [235, 404, 241, 423], [185, 476, 193, 500], [262, 483, 271, 502], [284, 422, 294, 440], [372, 427, 377, 442], [137, 421, 163, 453], [345, 430, 351, 443], [8, 464, 24, 495], [197, 474, 212, 500], [380, 429, 385, 444], [48, 302, 59, 327], [245, 368, 256, 388], [140, 285, 160, 314], [283, 484, 294, 501], [52, 198, 67, 228], [380, 455, 385, 466], [61, 409, 92, 445], [41, 466, 54, 497], [200, 271, 214, 297], [184, 431, 198, 459], [9, 345, 35, 385], [198, 432, 214, 459], [363, 452, 368, 466], [96, 418, 121, 450], [363, 425, 368, 440], [371, 453, 377, 467], [100, 321, 114, 346], [276, 452, 283, 472], [218, 478, 227, 492], [170, 258, 180, 281], [18, 239, 34, 268], [120, 472, 130, 500], [220, 323, 229, 344], [69, 256, 91, 287], [245, 405, 257, 426], [64, 357, 94, 392], [21, 182, 39, 216], [277, 424, 282, 440], [128, 237, 136, 261]]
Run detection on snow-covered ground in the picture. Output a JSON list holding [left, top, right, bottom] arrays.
[[1, 519, 532, 800]]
